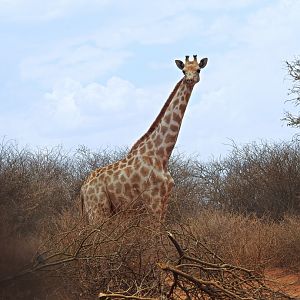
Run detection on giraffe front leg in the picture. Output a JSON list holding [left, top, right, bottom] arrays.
[[85, 192, 114, 224], [160, 177, 174, 222], [160, 194, 172, 222], [145, 187, 174, 223]]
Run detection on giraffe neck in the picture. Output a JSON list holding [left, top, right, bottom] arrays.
[[130, 78, 184, 153], [131, 79, 194, 167]]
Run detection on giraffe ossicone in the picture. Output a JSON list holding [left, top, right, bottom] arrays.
[[80, 55, 208, 224]]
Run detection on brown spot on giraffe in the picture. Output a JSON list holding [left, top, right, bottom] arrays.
[[120, 174, 126, 182], [140, 166, 149, 177], [147, 140, 154, 149], [124, 167, 131, 177], [115, 182, 122, 194], [80, 55, 208, 224], [139, 145, 146, 154], [170, 124, 178, 132], [160, 125, 168, 135], [165, 134, 175, 144], [154, 135, 163, 147], [164, 113, 171, 124], [131, 173, 140, 183], [124, 183, 132, 197], [166, 145, 174, 155], [179, 103, 186, 114], [157, 147, 165, 158], [173, 99, 179, 107], [173, 112, 181, 124]]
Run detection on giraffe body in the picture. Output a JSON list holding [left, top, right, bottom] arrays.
[[81, 152, 174, 222], [81, 55, 208, 223]]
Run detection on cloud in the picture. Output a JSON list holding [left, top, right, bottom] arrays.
[[0, 0, 263, 23], [20, 45, 132, 86], [0, 0, 110, 21], [136, 14, 203, 45], [19, 12, 203, 85], [170, 0, 300, 157], [38, 76, 165, 141]]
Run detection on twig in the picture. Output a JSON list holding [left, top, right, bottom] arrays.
[[98, 292, 154, 299]]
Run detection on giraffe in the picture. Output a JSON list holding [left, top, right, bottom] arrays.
[[80, 55, 208, 224]]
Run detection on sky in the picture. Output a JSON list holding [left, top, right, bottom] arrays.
[[0, 0, 300, 161]]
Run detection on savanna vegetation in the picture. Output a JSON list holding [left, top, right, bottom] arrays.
[[0, 139, 300, 299]]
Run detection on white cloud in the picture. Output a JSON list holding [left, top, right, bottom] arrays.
[[137, 14, 203, 45], [20, 45, 132, 86], [169, 0, 300, 157], [0, 0, 110, 21], [0, 0, 263, 22], [19, 12, 203, 85], [38, 76, 165, 141]]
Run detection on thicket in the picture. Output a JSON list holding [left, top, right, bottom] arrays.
[[0, 139, 300, 299], [170, 141, 300, 220]]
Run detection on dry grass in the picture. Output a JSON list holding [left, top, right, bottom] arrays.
[[185, 209, 300, 271], [0, 139, 300, 298], [2, 208, 298, 299]]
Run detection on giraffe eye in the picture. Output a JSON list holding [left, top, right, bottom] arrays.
[[197, 69, 200, 73], [183, 70, 186, 74]]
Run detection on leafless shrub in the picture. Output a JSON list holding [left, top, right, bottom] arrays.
[[198, 141, 300, 219], [158, 231, 292, 300], [0, 140, 77, 235], [1, 211, 295, 299], [167, 153, 207, 221], [283, 57, 300, 128], [186, 209, 300, 271], [0, 140, 128, 236], [168, 141, 300, 220], [1, 140, 300, 298], [1, 208, 172, 299]]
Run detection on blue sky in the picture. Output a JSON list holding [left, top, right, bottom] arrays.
[[1, 0, 300, 160]]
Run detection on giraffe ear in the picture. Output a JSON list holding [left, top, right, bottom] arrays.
[[175, 60, 184, 70], [199, 58, 208, 69]]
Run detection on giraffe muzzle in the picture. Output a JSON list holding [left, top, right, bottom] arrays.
[[185, 78, 196, 86]]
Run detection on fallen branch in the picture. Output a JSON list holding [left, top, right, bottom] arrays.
[[98, 292, 154, 299], [160, 231, 295, 300]]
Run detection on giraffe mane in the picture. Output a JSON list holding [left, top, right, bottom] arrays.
[[129, 78, 184, 153]]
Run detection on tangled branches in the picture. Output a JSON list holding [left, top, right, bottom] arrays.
[[0, 210, 296, 299], [159, 232, 293, 300]]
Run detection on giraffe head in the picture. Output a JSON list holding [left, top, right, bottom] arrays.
[[175, 55, 208, 86]]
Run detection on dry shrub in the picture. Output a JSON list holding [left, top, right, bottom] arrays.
[[1, 139, 300, 298], [0, 141, 78, 235], [0, 140, 128, 237], [40, 209, 167, 298], [0, 140, 129, 299], [167, 153, 206, 221], [200, 141, 300, 219], [273, 215, 300, 269], [168, 141, 300, 221], [1, 207, 174, 299], [158, 231, 291, 300], [186, 209, 300, 271], [1, 209, 295, 300]]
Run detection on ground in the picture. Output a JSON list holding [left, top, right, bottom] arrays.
[[266, 269, 300, 298]]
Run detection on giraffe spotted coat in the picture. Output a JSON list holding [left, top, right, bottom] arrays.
[[81, 55, 208, 223]]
